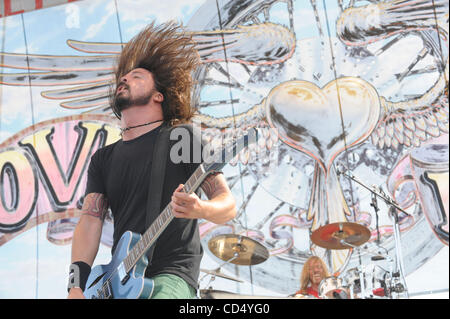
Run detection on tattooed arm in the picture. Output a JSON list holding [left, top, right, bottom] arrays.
[[71, 193, 109, 266], [171, 173, 236, 224]]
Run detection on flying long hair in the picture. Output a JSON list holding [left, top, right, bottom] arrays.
[[299, 256, 330, 292], [111, 21, 200, 125]]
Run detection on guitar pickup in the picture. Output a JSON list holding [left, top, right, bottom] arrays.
[[117, 262, 130, 284]]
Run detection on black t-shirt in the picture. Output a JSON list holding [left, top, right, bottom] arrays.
[[85, 123, 205, 289]]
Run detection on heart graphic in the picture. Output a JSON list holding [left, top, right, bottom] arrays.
[[266, 77, 380, 172], [265, 77, 381, 273]]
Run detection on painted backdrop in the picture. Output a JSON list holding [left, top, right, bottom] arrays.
[[0, 0, 448, 298]]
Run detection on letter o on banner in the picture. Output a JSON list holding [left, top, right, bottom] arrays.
[[0, 149, 37, 232]]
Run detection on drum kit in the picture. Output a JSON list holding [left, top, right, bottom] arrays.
[[199, 166, 411, 299], [199, 224, 408, 299], [310, 221, 403, 299]]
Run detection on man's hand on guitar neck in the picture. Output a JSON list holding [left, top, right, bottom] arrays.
[[170, 173, 236, 224], [171, 184, 206, 219]]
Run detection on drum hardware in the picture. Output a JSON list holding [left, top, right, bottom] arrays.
[[337, 165, 410, 298], [358, 264, 367, 299], [208, 234, 270, 265], [341, 264, 394, 299], [342, 267, 364, 299], [318, 276, 348, 299], [339, 239, 393, 262], [199, 268, 243, 283], [200, 289, 238, 299], [370, 264, 393, 298], [198, 256, 244, 292], [338, 238, 394, 299], [390, 271, 405, 293], [201, 289, 301, 299], [371, 244, 391, 261]]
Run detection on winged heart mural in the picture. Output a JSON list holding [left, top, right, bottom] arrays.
[[0, 0, 447, 298]]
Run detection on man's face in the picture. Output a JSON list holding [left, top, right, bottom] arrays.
[[114, 68, 157, 112], [309, 259, 325, 286]]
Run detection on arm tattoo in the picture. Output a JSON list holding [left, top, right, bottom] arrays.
[[81, 193, 109, 220], [201, 172, 223, 199]]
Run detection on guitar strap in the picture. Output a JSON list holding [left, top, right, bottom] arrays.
[[145, 121, 171, 264]]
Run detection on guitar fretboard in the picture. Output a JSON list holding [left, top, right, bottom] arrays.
[[123, 165, 206, 272]]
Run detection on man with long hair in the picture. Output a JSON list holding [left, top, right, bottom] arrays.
[[67, 21, 236, 299], [295, 256, 330, 298]]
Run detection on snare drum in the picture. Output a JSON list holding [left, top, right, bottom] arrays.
[[318, 276, 347, 299]]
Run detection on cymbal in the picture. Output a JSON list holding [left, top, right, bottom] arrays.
[[200, 268, 243, 283], [310, 222, 371, 250], [208, 234, 269, 265]]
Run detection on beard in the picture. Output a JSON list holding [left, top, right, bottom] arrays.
[[113, 85, 153, 112]]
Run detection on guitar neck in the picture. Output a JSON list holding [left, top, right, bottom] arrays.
[[123, 164, 207, 273]]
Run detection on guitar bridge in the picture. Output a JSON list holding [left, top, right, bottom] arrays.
[[96, 280, 114, 299]]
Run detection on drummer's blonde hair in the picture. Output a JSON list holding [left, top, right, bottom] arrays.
[[299, 256, 330, 292]]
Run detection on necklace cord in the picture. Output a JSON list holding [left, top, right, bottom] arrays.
[[121, 119, 164, 133]]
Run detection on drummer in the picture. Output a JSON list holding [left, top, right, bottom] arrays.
[[294, 256, 329, 298]]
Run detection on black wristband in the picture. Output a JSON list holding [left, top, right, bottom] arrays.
[[67, 261, 91, 293]]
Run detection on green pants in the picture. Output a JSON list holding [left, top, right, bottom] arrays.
[[150, 273, 197, 299]]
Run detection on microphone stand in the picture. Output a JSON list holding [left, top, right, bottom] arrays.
[[370, 192, 381, 244], [337, 166, 409, 299]]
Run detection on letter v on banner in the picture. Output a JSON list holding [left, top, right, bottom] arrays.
[[19, 121, 116, 210]]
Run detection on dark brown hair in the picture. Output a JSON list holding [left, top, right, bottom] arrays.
[[111, 21, 200, 125]]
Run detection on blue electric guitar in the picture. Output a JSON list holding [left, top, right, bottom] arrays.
[[83, 128, 258, 298]]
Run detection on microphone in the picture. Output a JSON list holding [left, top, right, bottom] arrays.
[[370, 189, 379, 208], [371, 184, 388, 198]]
